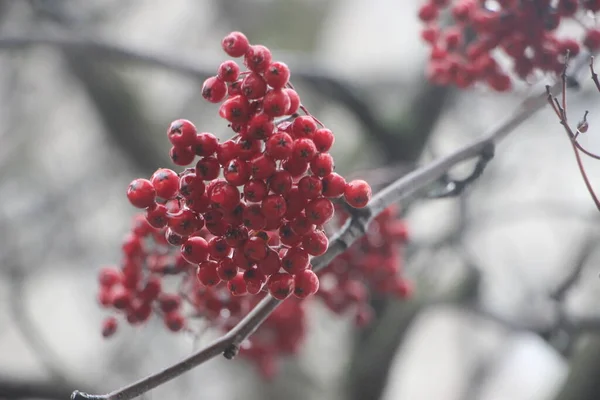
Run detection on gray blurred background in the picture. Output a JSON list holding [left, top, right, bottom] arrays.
[[2, 1, 600, 399]]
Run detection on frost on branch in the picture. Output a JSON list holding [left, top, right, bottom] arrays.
[[96, 31, 411, 378], [419, 0, 600, 90]]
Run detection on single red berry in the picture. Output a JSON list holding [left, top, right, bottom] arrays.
[[282, 247, 310, 274], [227, 272, 248, 296], [322, 172, 346, 198], [344, 180, 372, 208], [294, 269, 319, 298], [127, 178, 156, 208], [266, 132, 294, 160], [102, 317, 118, 338], [244, 45, 273, 73], [257, 248, 282, 276], [217, 257, 238, 281], [313, 128, 334, 152], [298, 175, 323, 199], [241, 72, 268, 99], [302, 229, 329, 256], [164, 312, 185, 332], [243, 236, 269, 262], [279, 91, 297, 117], [225, 225, 249, 249], [98, 266, 122, 288], [169, 146, 196, 166], [140, 277, 162, 302], [268, 170, 293, 195], [145, 203, 169, 228], [216, 140, 238, 166], [284, 187, 308, 219], [150, 168, 179, 199], [246, 113, 275, 140], [219, 95, 251, 124], [209, 181, 240, 211], [263, 89, 291, 117], [243, 179, 269, 202], [279, 222, 302, 246], [310, 153, 334, 177], [244, 266, 267, 295], [179, 173, 206, 198], [217, 60, 241, 82], [236, 138, 262, 161], [181, 236, 209, 264], [242, 203, 267, 230], [193, 132, 219, 157], [224, 158, 252, 186], [292, 138, 317, 162], [208, 236, 232, 260], [261, 194, 287, 219], [305, 197, 334, 225], [195, 156, 221, 180], [165, 227, 186, 246], [292, 116, 318, 138], [168, 119, 197, 147], [158, 294, 181, 313], [197, 261, 221, 287], [202, 76, 228, 103], [222, 31, 250, 58], [418, 2, 438, 22], [290, 215, 315, 236], [250, 154, 277, 180], [267, 272, 295, 300], [264, 61, 291, 89], [111, 286, 131, 310], [585, 29, 600, 50], [168, 208, 203, 236], [283, 155, 309, 177]]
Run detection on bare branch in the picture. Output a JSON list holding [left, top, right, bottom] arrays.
[[551, 235, 597, 302]]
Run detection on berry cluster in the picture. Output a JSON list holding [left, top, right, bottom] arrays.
[[97, 32, 410, 377], [317, 205, 411, 327], [419, 0, 600, 90]]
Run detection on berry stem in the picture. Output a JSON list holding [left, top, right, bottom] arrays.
[[70, 55, 568, 400]]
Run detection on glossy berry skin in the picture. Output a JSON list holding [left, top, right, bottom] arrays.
[[322, 173, 346, 198], [222, 31, 250, 58], [313, 128, 334, 152], [193, 132, 219, 157], [197, 261, 221, 287], [282, 247, 310, 274], [294, 269, 319, 299], [305, 198, 334, 225], [244, 45, 272, 73], [227, 272, 248, 296], [344, 180, 372, 208], [127, 179, 156, 208], [202, 76, 228, 103], [145, 203, 169, 228], [262, 89, 290, 117], [150, 168, 179, 199], [181, 236, 209, 264], [168, 119, 197, 147], [264, 62, 291, 89], [217, 60, 241, 82], [170, 146, 196, 166], [267, 273, 295, 300], [284, 88, 300, 114]]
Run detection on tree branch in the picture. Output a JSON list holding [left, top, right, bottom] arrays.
[[69, 64, 565, 400]]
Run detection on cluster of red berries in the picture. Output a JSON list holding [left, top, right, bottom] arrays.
[[317, 205, 411, 327], [96, 31, 410, 377], [419, 0, 600, 90]]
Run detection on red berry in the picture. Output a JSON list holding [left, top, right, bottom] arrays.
[[197, 261, 221, 287], [246, 113, 275, 140], [282, 247, 310, 274], [168, 119, 197, 147], [127, 178, 156, 208], [418, 2, 438, 22], [292, 116, 317, 138], [179, 173, 205, 198], [284, 88, 300, 114], [102, 317, 118, 338], [243, 236, 269, 262], [268, 170, 293, 195], [217, 60, 241, 82], [250, 154, 277, 180], [164, 312, 185, 332], [244, 179, 269, 202], [217, 257, 238, 281], [227, 272, 248, 296], [181, 236, 209, 264], [305, 197, 334, 225], [195, 156, 221, 180], [585, 29, 600, 50], [313, 128, 334, 152], [298, 175, 323, 199], [244, 45, 273, 73], [263, 89, 291, 117], [98, 266, 121, 288], [202, 76, 228, 103], [145, 203, 169, 228], [344, 180, 372, 208], [224, 158, 252, 186], [150, 168, 179, 199], [219, 95, 251, 124], [168, 209, 203, 236], [193, 132, 219, 157], [267, 272, 295, 300], [261, 194, 287, 219], [292, 138, 317, 162], [241, 72, 268, 99], [258, 248, 282, 276], [221, 31, 250, 58], [266, 132, 294, 160], [294, 269, 319, 298], [242, 204, 267, 230], [302, 229, 329, 256], [169, 146, 196, 166], [264, 61, 291, 89], [209, 181, 240, 211], [310, 153, 334, 177], [322, 172, 346, 198]]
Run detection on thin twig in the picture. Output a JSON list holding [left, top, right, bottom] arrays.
[[551, 235, 598, 302], [70, 70, 564, 400], [590, 56, 600, 92]]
